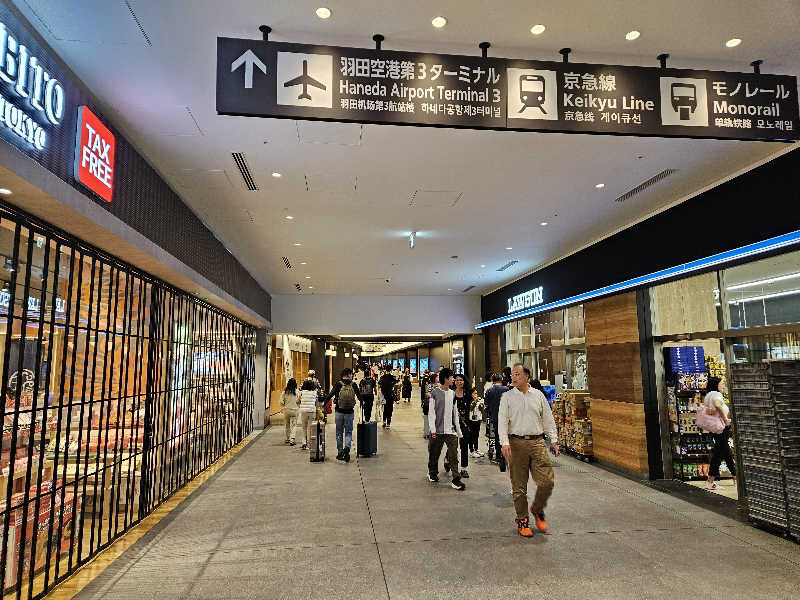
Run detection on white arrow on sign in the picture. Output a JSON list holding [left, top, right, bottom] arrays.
[[231, 49, 267, 89]]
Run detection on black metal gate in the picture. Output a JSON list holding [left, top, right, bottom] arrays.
[[0, 200, 256, 599]]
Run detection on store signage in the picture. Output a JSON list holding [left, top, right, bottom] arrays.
[[217, 38, 800, 142], [0, 20, 65, 151], [0, 290, 65, 314], [507, 286, 544, 314], [74, 106, 115, 202]]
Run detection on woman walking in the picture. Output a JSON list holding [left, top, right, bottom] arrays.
[[280, 378, 299, 445], [704, 376, 737, 490], [402, 370, 413, 404], [453, 373, 472, 479], [468, 388, 485, 457], [295, 379, 320, 450]]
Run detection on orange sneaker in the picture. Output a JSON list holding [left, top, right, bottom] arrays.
[[517, 518, 534, 537], [533, 512, 548, 533]]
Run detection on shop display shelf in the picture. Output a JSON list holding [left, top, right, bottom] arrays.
[[768, 361, 800, 377]]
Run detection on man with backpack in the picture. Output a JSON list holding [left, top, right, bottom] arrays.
[[359, 371, 377, 422], [326, 368, 361, 462]]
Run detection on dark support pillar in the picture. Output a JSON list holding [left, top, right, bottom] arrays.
[[637, 288, 664, 480]]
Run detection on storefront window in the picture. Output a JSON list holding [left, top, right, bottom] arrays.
[[723, 249, 800, 328]]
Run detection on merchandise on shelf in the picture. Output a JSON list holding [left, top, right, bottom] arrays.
[[666, 346, 705, 376], [554, 390, 592, 456]]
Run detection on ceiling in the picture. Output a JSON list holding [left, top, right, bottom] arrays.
[[14, 0, 800, 298]]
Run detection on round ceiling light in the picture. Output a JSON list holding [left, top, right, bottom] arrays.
[[530, 24, 546, 35], [540, 221, 549, 226], [272, 172, 282, 178], [316, 7, 331, 19], [625, 30, 640, 41], [595, 183, 605, 189], [293, 242, 302, 246], [300, 261, 307, 265], [285, 215, 294, 220], [725, 38, 742, 48], [0, 188, 11, 195], [431, 16, 447, 28], [309, 286, 314, 289], [480, 264, 486, 268], [505, 247, 513, 250], [305, 276, 311, 279]]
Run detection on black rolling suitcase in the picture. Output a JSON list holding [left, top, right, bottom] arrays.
[[357, 408, 378, 457], [310, 420, 325, 462]]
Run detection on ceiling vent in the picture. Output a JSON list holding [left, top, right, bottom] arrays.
[[461, 285, 476, 293], [614, 169, 678, 203], [231, 152, 259, 191], [497, 260, 519, 272], [295, 283, 303, 292], [124, 1, 153, 46], [282, 257, 292, 270]]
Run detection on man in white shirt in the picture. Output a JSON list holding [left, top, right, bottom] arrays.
[[499, 363, 559, 537], [426, 368, 466, 490]]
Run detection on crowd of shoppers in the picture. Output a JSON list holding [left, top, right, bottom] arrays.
[[279, 360, 559, 538]]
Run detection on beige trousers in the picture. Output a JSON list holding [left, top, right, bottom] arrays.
[[509, 437, 555, 519]]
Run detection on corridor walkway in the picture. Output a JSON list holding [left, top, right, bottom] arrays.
[[74, 391, 800, 599]]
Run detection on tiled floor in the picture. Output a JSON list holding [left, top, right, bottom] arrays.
[[69, 390, 800, 599]]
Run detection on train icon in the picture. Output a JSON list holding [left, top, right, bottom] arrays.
[[519, 74, 547, 113], [670, 82, 697, 120]]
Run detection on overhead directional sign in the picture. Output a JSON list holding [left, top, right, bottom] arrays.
[[216, 37, 800, 142]]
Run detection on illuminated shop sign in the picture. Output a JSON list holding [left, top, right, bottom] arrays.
[[74, 106, 115, 202], [507, 286, 544, 314], [0, 20, 65, 151], [0, 290, 66, 313]]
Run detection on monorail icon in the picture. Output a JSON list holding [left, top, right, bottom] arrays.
[[519, 74, 546, 113], [671, 82, 697, 120]]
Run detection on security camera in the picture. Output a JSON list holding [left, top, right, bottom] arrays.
[[385, 278, 392, 284]]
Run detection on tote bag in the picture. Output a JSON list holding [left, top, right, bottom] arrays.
[[695, 408, 725, 434]]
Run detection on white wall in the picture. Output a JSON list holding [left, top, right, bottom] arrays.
[[271, 295, 481, 334]]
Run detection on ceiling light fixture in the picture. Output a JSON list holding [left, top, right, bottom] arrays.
[[315, 7, 331, 19], [431, 16, 447, 28], [480, 264, 486, 268], [300, 261, 307, 265], [595, 183, 605, 189], [447, 288, 453, 291], [727, 272, 800, 291], [305, 276, 311, 279], [272, 172, 282, 178], [725, 38, 742, 48], [540, 221, 548, 226], [625, 30, 640, 41], [285, 215, 294, 220], [0, 188, 11, 195], [505, 247, 513, 250], [293, 242, 302, 246], [309, 286, 314, 289], [530, 24, 546, 35]]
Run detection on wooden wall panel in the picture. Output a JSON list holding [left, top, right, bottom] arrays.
[[591, 398, 649, 474], [585, 292, 639, 346], [651, 272, 718, 336], [586, 342, 643, 404], [488, 326, 500, 373]]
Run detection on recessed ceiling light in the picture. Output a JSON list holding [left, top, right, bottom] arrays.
[[505, 247, 513, 250], [293, 242, 302, 246], [272, 172, 282, 178], [625, 30, 640, 41], [725, 38, 742, 48], [595, 183, 605, 189], [431, 16, 447, 28], [285, 215, 294, 220], [309, 286, 314, 289], [447, 288, 453, 291], [540, 221, 548, 226], [300, 261, 307, 265], [0, 188, 11, 195], [305, 276, 311, 279], [530, 24, 546, 35], [315, 7, 331, 19], [480, 264, 486, 268]]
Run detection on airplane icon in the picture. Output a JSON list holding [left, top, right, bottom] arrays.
[[283, 60, 326, 100]]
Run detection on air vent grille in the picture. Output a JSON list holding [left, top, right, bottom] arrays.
[[461, 285, 476, 293], [295, 283, 303, 292], [614, 169, 678, 203], [231, 152, 259, 191], [497, 260, 518, 272], [282, 257, 292, 270]]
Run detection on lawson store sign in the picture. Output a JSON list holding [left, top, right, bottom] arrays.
[[0, 20, 65, 151]]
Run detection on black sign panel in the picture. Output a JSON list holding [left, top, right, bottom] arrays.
[[217, 39, 506, 129], [217, 38, 800, 142]]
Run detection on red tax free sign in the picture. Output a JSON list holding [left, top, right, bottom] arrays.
[[74, 106, 115, 202]]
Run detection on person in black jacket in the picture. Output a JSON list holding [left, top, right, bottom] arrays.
[[378, 370, 397, 428], [358, 372, 377, 421], [452, 373, 472, 478], [401, 370, 413, 403], [326, 368, 361, 462], [484, 373, 509, 469]]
